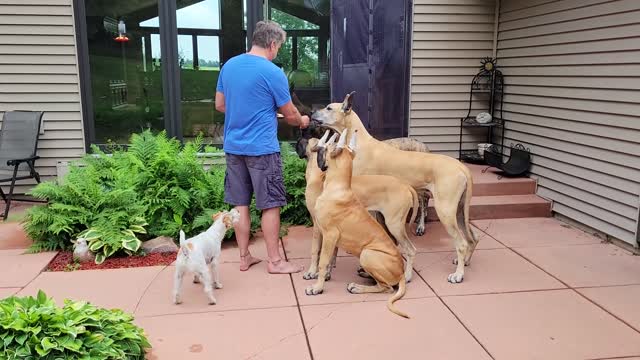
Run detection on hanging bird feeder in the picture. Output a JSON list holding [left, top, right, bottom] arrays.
[[115, 20, 129, 42]]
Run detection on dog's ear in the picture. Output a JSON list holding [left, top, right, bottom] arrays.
[[348, 129, 358, 153], [222, 214, 233, 228], [341, 91, 356, 113], [212, 211, 223, 221]]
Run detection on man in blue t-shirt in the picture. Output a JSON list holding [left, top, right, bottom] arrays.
[[215, 20, 309, 274]]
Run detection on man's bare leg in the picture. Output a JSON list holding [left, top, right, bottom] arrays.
[[235, 206, 261, 271], [262, 207, 303, 274]]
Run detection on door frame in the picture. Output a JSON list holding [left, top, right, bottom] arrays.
[[74, 0, 265, 150]]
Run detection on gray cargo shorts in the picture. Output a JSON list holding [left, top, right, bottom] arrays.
[[224, 152, 287, 210]]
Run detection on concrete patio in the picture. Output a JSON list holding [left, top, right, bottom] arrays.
[[2, 217, 640, 359]]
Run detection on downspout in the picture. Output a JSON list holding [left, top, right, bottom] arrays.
[[492, 0, 500, 59]]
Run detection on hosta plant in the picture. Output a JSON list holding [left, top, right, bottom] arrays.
[[78, 217, 148, 264], [0, 290, 151, 359]]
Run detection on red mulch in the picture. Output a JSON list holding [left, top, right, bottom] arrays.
[[47, 251, 178, 271]]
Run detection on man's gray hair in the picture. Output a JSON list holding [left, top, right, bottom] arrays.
[[251, 20, 287, 48]]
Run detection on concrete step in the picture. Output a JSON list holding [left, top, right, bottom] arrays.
[[466, 164, 537, 196], [426, 194, 552, 221], [473, 178, 537, 196]]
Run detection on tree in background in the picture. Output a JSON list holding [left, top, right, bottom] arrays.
[[271, 8, 319, 82]]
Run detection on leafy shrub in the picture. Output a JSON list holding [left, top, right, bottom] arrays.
[[280, 142, 312, 227], [0, 290, 150, 359], [25, 131, 230, 262], [24, 159, 148, 261], [24, 130, 311, 263]]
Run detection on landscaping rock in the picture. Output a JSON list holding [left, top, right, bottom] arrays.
[[142, 236, 178, 254]]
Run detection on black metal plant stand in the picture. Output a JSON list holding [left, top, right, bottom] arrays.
[[458, 57, 505, 164]]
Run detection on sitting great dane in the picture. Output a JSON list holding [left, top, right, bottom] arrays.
[[311, 92, 479, 283], [299, 132, 419, 282], [308, 128, 409, 318]]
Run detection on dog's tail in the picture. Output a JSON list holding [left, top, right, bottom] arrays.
[[457, 168, 478, 252], [387, 278, 409, 319], [408, 186, 419, 225], [179, 230, 191, 257]]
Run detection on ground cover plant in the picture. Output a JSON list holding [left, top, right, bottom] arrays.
[[0, 290, 150, 359]]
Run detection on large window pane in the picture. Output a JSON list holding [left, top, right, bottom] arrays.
[[177, 0, 225, 144], [85, 0, 165, 144]]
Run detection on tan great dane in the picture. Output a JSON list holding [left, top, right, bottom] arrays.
[[307, 129, 409, 318], [290, 86, 431, 236], [302, 133, 419, 282], [310, 92, 479, 283]]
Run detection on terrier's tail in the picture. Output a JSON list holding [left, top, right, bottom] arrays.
[[179, 230, 192, 257], [387, 278, 410, 319]]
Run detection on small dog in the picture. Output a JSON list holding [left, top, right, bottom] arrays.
[[173, 209, 240, 305]]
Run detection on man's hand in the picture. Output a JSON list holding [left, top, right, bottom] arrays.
[[278, 100, 310, 129], [300, 115, 310, 129]]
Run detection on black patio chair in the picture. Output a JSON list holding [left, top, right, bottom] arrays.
[[0, 110, 44, 220]]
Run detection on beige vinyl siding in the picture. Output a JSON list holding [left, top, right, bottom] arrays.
[[0, 0, 85, 195], [497, 0, 640, 245], [409, 0, 497, 157]]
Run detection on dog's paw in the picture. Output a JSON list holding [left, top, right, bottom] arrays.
[[303, 271, 318, 280], [346, 282, 358, 294], [305, 286, 324, 296], [324, 272, 332, 281], [173, 296, 182, 305], [405, 272, 413, 283], [214, 282, 223, 289], [447, 272, 464, 283], [415, 226, 425, 237]]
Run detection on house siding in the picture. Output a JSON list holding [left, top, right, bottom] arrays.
[[408, 0, 498, 158], [496, 0, 640, 245], [0, 0, 85, 195]]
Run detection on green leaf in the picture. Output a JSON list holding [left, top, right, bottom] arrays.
[[40, 336, 57, 351], [36, 290, 47, 305], [79, 229, 101, 240], [15, 333, 28, 345], [122, 238, 141, 252], [128, 225, 147, 234], [88, 240, 104, 252], [94, 253, 106, 264]]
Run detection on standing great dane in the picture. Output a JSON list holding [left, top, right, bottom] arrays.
[[291, 86, 431, 236], [310, 92, 479, 283], [308, 129, 409, 318]]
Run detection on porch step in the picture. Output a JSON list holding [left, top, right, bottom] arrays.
[[426, 194, 552, 221], [472, 177, 536, 196]]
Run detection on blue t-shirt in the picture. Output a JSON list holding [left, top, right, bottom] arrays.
[[216, 54, 291, 156]]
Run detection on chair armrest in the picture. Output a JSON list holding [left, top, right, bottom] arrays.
[[7, 156, 40, 166]]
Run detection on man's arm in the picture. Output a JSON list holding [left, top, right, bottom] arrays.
[[278, 101, 309, 128], [215, 91, 225, 113]]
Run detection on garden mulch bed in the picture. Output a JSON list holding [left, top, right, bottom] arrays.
[[46, 251, 177, 271]]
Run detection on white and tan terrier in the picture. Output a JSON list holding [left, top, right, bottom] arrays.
[[173, 209, 240, 305]]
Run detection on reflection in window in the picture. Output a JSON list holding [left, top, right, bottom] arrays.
[[177, 0, 224, 143], [268, 3, 329, 142]]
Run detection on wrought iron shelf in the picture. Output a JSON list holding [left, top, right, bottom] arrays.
[[462, 116, 503, 127], [459, 57, 505, 164]]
